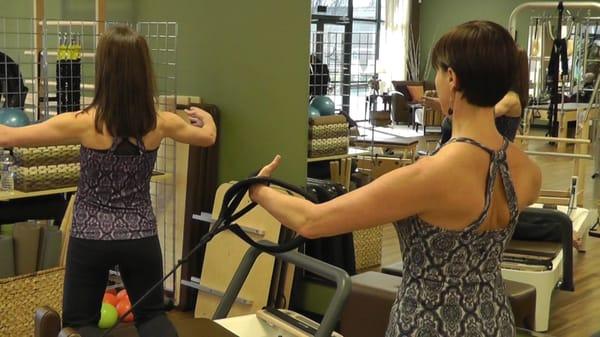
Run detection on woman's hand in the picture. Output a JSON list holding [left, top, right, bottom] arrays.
[[249, 155, 282, 202], [185, 107, 213, 128]]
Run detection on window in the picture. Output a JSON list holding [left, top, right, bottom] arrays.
[[310, 0, 400, 121], [353, 0, 378, 20], [311, 0, 349, 17]]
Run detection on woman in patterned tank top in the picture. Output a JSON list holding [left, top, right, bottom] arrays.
[[249, 22, 542, 337], [0, 25, 216, 336]]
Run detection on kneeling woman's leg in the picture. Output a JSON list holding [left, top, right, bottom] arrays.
[[116, 236, 178, 337]]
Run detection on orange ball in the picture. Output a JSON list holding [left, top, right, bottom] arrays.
[[116, 289, 129, 303], [102, 293, 118, 307], [116, 300, 134, 322]]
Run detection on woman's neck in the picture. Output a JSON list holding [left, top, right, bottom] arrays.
[[451, 99, 503, 145]]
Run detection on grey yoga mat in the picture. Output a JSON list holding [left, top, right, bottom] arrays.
[[37, 226, 63, 271], [0, 235, 15, 278], [13, 222, 41, 276]]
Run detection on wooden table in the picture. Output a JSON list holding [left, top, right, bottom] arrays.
[[351, 135, 419, 162], [527, 103, 599, 153], [307, 147, 371, 163]]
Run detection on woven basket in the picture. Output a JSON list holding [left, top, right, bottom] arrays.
[[0, 267, 65, 336], [13, 145, 81, 167], [308, 137, 349, 158], [309, 123, 349, 140], [353, 225, 383, 271], [15, 164, 80, 192]]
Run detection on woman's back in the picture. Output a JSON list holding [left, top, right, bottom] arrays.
[[385, 137, 534, 337], [72, 110, 164, 240]]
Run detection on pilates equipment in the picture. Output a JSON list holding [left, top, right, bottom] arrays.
[[309, 105, 321, 118], [0, 107, 31, 127], [516, 135, 592, 207], [88, 175, 329, 337], [36, 243, 350, 337], [511, 2, 600, 150], [504, 207, 577, 332], [56, 33, 81, 113], [309, 96, 335, 116], [345, 270, 537, 334]]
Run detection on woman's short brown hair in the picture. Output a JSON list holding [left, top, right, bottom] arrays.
[[84, 25, 157, 138], [431, 21, 518, 107]]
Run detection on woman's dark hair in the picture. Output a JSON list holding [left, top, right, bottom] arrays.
[[512, 48, 530, 110], [83, 25, 157, 138], [431, 21, 518, 107]]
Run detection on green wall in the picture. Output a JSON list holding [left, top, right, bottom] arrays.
[[0, 0, 33, 17], [60, 0, 135, 22], [133, 0, 311, 185], [418, 0, 600, 80]]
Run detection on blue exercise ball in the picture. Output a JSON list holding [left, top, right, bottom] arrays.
[[0, 107, 30, 127], [308, 105, 321, 119], [310, 96, 335, 116]]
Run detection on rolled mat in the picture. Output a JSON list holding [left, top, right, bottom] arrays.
[[37, 226, 63, 271], [0, 223, 14, 236], [0, 235, 15, 278], [309, 115, 347, 126], [12, 222, 41, 275]]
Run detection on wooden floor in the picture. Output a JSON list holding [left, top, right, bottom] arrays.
[[382, 130, 600, 337]]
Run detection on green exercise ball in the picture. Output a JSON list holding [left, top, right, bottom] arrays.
[[98, 303, 119, 329], [0, 107, 30, 127], [309, 96, 335, 116], [309, 105, 321, 119]]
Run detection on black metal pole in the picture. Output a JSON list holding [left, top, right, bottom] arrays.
[[548, 1, 564, 137]]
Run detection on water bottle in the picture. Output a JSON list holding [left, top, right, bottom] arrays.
[[0, 150, 15, 192]]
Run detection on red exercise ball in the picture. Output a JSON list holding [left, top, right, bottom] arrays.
[[116, 300, 134, 322], [102, 293, 118, 307]]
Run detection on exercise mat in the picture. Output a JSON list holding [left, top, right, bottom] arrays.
[[13, 222, 41, 275], [0, 235, 15, 278], [37, 226, 63, 271]]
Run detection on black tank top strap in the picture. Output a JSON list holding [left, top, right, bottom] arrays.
[[109, 137, 123, 152], [135, 137, 146, 153]]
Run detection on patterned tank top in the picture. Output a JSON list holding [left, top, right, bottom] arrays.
[[71, 137, 158, 240], [385, 137, 519, 337]]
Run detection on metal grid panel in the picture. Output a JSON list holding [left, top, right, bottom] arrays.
[[137, 21, 178, 293], [309, 29, 376, 121], [0, 18, 178, 294], [40, 20, 112, 118], [0, 17, 39, 120]]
